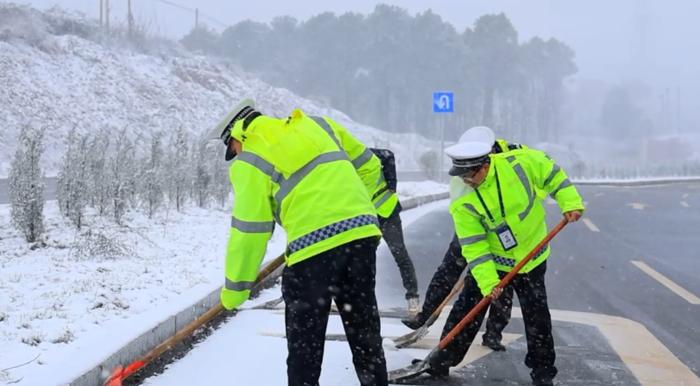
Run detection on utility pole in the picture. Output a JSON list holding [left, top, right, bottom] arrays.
[[99, 0, 103, 27], [105, 0, 110, 32], [195, 8, 199, 29], [127, 0, 134, 38]]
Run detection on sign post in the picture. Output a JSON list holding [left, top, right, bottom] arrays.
[[433, 92, 454, 181]]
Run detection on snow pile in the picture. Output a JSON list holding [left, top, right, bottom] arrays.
[[0, 4, 436, 178]]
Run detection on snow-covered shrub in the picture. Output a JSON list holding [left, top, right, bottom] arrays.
[[9, 125, 45, 243], [57, 129, 89, 229]]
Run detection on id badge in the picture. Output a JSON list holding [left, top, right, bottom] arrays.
[[495, 223, 518, 251]]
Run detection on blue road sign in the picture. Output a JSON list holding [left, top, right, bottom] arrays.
[[433, 92, 454, 113]]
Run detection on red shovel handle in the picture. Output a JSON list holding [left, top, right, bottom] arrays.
[[438, 219, 567, 350]]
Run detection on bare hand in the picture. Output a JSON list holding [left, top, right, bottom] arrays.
[[564, 210, 582, 223], [489, 287, 503, 300]]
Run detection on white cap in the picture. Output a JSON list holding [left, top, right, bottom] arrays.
[[207, 98, 256, 161], [444, 141, 492, 176], [458, 126, 495, 145]]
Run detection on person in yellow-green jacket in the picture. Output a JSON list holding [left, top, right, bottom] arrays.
[[420, 136, 584, 386], [401, 126, 523, 352], [209, 99, 387, 386]]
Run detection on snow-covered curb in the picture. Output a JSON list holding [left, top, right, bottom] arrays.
[[65, 188, 447, 386]]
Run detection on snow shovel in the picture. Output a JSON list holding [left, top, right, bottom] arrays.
[[251, 295, 284, 310], [388, 219, 568, 384], [393, 278, 465, 348], [103, 253, 286, 386]]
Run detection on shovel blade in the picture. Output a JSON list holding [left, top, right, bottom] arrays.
[[393, 326, 429, 349], [387, 359, 430, 384], [251, 296, 284, 310]]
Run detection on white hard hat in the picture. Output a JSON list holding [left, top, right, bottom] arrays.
[[444, 141, 492, 176], [458, 126, 495, 145]]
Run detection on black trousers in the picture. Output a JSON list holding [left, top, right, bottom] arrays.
[[282, 237, 388, 386], [418, 234, 513, 342], [431, 261, 557, 383], [378, 205, 418, 299]]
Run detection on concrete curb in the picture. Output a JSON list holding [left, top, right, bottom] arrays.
[[68, 192, 449, 386]]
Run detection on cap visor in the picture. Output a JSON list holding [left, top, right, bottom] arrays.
[[225, 146, 237, 161], [449, 166, 465, 176]]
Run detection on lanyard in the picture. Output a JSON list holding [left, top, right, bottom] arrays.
[[475, 166, 505, 223]]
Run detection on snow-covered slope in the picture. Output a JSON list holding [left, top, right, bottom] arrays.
[[0, 4, 433, 177]]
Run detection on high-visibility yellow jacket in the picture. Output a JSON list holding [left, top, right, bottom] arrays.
[[449, 148, 584, 296], [366, 149, 400, 218], [221, 109, 381, 310], [450, 139, 528, 201]]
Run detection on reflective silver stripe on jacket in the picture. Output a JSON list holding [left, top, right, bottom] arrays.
[[310, 116, 342, 149], [459, 234, 487, 246], [231, 217, 274, 233], [237, 152, 283, 183], [513, 163, 535, 221], [467, 254, 493, 270], [274, 151, 349, 212], [352, 148, 374, 169], [543, 164, 561, 188], [551, 178, 572, 198], [373, 189, 393, 209], [225, 278, 255, 291], [287, 214, 378, 255]]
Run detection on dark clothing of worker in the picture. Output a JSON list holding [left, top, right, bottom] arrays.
[[402, 234, 513, 347], [371, 148, 419, 301], [283, 237, 388, 386], [429, 262, 555, 385]]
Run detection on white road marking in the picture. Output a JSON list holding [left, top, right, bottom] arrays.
[[681, 201, 690, 207], [627, 202, 648, 210], [582, 217, 600, 232], [631, 260, 700, 305], [384, 305, 700, 385], [683, 193, 689, 199]]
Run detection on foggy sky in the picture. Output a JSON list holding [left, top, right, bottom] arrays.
[[18, 0, 700, 89]]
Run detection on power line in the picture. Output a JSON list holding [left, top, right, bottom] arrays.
[[150, 0, 230, 28]]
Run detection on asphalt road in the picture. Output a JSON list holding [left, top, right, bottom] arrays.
[[375, 182, 700, 384]]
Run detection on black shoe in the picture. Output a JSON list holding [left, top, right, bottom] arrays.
[[411, 359, 449, 378], [481, 338, 506, 351], [401, 315, 426, 330]]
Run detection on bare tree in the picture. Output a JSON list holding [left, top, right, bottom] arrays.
[[191, 140, 211, 208], [87, 131, 110, 216], [9, 125, 45, 243], [139, 134, 165, 218], [167, 127, 190, 212], [108, 129, 136, 224], [57, 129, 89, 228]]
